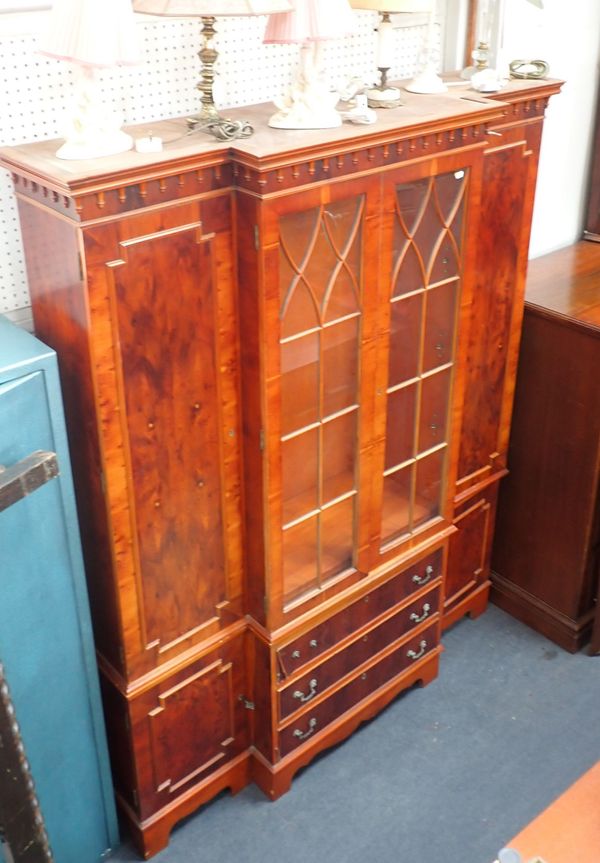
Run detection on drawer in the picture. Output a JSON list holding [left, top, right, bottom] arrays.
[[278, 622, 438, 757], [277, 547, 442, 677], [278, 587, 440, 720]]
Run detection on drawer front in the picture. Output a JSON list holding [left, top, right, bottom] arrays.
[[278, 623, 438, 757], [278, 588, 440, 720], [277, 548, 442, 677]]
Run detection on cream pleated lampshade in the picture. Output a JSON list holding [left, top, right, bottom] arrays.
[[133, 0, 292, 16], [39, 0, 140, 67], [264, 0, 356, 44], [348, 0, 433, 10]]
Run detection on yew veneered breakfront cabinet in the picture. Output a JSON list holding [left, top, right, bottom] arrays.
[[0, 78, 561, 857]]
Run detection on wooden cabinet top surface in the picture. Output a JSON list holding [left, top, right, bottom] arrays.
[[0, 78, 561, 194], [525, 240, 600, 331]]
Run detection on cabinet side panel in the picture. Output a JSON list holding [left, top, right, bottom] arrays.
[[16, 198, 124, 671], [457, 123, 543, 490], [492, 312, 600, 620]]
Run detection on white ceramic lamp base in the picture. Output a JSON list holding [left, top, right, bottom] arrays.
[[56, 129, 133, 160], [269, 103, 342, 130], [55, 65, 133, 160], [268, 43, 342, 130], [405, 64, 448, 95]]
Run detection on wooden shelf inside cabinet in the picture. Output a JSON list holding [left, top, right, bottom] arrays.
[[0, 77, 563, 858]]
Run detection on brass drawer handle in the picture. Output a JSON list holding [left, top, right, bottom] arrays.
[[410, 603, 431, 624], [407, 640, 427, 661], [412, 565, 434, 586], [290, 639, 317, 661], [293, 717, 317, 740], [293, 679, 318, 703]]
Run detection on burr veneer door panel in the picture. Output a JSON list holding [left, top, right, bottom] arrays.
[[456, 123, 543, 496], [444, 486, 497, 626], [128, 632, 249, 821], [83, 197, 243, 673]]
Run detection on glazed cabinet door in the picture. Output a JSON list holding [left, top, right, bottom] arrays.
[[252, 178, 381, 626], [82, 196, 244, 677], [370, 152, 481, 568]]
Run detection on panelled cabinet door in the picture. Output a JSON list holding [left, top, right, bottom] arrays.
[[260, 178, 381, 624], [445, 488, 496, 623], [129, 632, 249, 820], [82, 196, 244, 675], [370, 152, 481, 568], [456, 124, 542, 495]]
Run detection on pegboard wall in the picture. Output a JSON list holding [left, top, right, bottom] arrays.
[[0, 10, 443, 316]]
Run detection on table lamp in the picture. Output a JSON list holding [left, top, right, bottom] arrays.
[[38, 0, 140, 160], [133, 0, 293, 139], [404, 0, 447, 94], [264, 0, 356, 129], [348, 0, 441, 106], [461, 0, 494, 79]]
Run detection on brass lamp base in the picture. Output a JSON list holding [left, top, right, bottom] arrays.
[[366, 67, 403, 109], [186, 114, 253, 141], [187, 16, 254, 141]]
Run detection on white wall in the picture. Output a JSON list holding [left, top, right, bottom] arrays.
[[499, 0, 600, 257]]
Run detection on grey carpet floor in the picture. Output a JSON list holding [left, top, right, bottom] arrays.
[[107, 605, 600, 863]]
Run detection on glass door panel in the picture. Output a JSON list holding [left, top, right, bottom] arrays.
[[322, 317, 359, 416], [280, 275, 320, 340], [385, 384, 417, 470], [321, 498, 355, 581], [278, 194, 364, 607], [380, 168, 466, 551], [435, 171, 466, 240], [381, 467, 413, 541], [418, 368, 451, 454], [283, 517, 319, 603], [280, 333, 319, 435], [413, 195, 444, 267], [281, 428, 318, 526], [322, 412, 356, 502], [392, 229, 425, 296], [414, 449, 445, 529], [388, 294, 422, 385], [430, 235, 461, 283], [423, 282, 457, 372], [304, 227, 341, 309], [395, 181, 430, 236]]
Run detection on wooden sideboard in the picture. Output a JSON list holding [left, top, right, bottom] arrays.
[[0, 77, 561, 858], [492, 241, 600, 653]]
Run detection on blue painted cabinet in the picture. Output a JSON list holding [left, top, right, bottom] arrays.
[[0, 316, 118, 862]]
